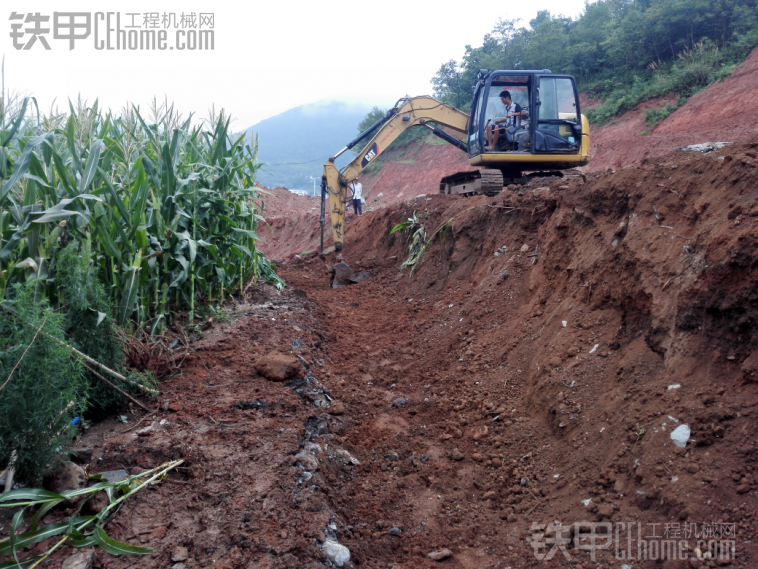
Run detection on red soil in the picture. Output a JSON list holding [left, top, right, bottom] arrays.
[[22, 140, 758, 569], [586, 47, 758, 172]]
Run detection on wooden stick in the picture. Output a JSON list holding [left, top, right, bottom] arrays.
[[3, 307, 159, 397], [81, 362, 152, 412]]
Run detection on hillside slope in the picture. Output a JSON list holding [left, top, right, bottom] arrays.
[[587, 46, 758, 172]]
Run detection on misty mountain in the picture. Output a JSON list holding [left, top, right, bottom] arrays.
[[243, 100, 380, 193]]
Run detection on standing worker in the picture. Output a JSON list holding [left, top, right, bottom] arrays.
[[349, 179, 363, 216]]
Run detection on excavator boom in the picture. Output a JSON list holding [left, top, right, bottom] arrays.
[[321, 96, 469, 263]]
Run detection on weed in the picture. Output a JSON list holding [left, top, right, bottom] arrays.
[[0, 282, 86, 484]]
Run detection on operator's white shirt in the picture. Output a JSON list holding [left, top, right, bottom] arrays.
[[351, 182, 363, 200]]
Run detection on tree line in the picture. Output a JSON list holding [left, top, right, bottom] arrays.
[[431, 0, 758, 121]]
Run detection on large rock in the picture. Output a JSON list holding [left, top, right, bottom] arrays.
[[43, 462, 87, 505], [255, 352, 302, 382]]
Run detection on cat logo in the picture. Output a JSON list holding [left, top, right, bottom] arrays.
[[360, 143, 378, 168]]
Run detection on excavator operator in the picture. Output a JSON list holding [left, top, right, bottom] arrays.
[[485, 90, 527, 151]]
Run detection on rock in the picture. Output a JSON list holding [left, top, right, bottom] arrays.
[[491, 458, 502, 468], [741, 352, 758, 382], [172, 565, 187, 569], [70, 447, 93, 465], [255, 352, 303, 382], [389, 527, 402, 536], [330, 401, 345, 415], [451, 449, 465, 461], [677, 142, 731, 153], [472, 426, 488, 441], [62, 551, 94, 569], [322, 539, 350, 567], [172, 546, 189, 562], [566, 347, 578, 357], [614, 479, 626, 493], [483, 491, 497, 500], [472, 453, 483, 462], [670, 424, 691, 448], [392, 397, 408, 407], [95, 469, 129, 483], [43, 462, 87, 505], [713, 425, 725, 438], [736, 484, 750, 494], [427, 548, 452, 561], [597, 504, 614, 519]]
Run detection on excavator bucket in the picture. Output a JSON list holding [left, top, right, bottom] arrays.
[[331, 262, 369, 288]]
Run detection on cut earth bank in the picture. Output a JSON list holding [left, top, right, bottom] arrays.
[[44, 139, 758, 569]]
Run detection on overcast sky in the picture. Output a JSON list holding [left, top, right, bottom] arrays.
[[3, 0, 592, 129]]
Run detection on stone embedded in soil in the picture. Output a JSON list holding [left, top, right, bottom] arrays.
[[61, 551, 94, 569], [427, 548, 452, 561], [43, 462, 87, 505], [172, 546, 189, 562], [70, 447, 93, 465], [330, 401, 345, 415], [322, 539, 350, 567], [670, 424, 691, 448], [451, 449, 465, 461], [255, 352, 303, 381]]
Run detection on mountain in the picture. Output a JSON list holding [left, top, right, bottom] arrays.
[[243, 100, 381, 193]]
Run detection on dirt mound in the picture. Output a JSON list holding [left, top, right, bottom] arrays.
[[27, 140, 757, 569], [256, 184, 322, 259]]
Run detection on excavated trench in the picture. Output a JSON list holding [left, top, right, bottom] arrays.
[[18, 140, 758, 569]]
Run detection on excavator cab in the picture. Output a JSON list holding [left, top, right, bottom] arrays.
[[466, 70, 587, 178]]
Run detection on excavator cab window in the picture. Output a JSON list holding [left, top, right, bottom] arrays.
[[468, 84, 487, 156], [480, 75, 531, 153], [534, 76, 581, 153]]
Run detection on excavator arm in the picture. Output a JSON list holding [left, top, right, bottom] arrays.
[[320, 96, 469, 263]]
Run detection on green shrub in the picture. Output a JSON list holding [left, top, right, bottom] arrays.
[[0, 282, 86, 484], [54, 240, 144, 413]]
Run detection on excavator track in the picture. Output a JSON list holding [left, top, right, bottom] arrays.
[[439, 169, 505, 196]]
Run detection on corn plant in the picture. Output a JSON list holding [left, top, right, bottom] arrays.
[[0, 95, 283, 334], [0, 459, 183, 569]]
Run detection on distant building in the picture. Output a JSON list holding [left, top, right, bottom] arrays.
[[288, 189, 308, 196]]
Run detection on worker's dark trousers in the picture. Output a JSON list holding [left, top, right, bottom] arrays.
[[353, 199, 362, 215]]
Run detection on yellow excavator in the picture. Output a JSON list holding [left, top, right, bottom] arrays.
[[319, 69, 590, 283]]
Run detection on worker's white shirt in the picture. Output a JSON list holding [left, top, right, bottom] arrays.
[[351, 182, 363, 200]]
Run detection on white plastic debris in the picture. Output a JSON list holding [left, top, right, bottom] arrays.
[[671, 476, 679, 483], [581, 498, 592, 507], [670, 424, 691, 448], [589, 343, 599, 354], [668, 415, 679, 423], [322, 539, 351, 567], [667, 384, 681, 390], [562, 321, 567, 328]]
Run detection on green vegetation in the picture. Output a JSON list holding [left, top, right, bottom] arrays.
[[0, 459, 183, 568], [0, 96, 283, 337], [0, 93, 285, 483], [429, 0, 758, 123], [0, 282, 85, 484]]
